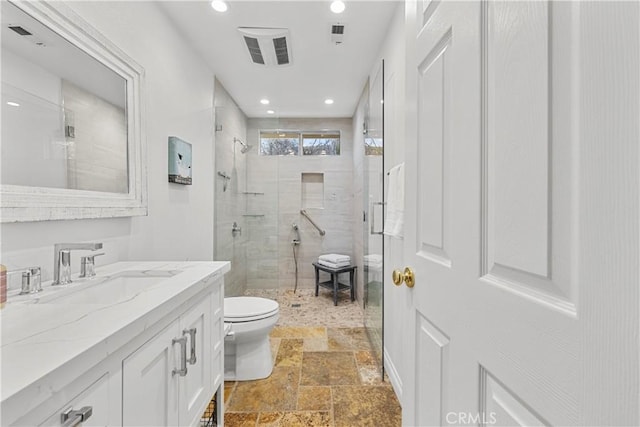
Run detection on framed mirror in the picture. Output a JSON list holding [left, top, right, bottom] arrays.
[[1, 0, 146, 222]]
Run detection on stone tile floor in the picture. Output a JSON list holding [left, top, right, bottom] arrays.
[[243, 288, 365, 328], [221, 289, 401, 427]]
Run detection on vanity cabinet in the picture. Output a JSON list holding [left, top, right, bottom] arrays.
[[122, 295, 212, 427], [2, 262, 228, 427]]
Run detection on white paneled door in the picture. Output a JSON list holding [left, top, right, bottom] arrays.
[[401, 1, 639, 426]]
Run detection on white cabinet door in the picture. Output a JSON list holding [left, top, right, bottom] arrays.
[[122, 322, 180, 427], [179, 296, 212, 427], [402, 0, 639, 425], [122, 294, 215, 427]]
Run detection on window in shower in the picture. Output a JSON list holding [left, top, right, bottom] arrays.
[[259, 131, 300, 155], [259, 130, 341, 156], [301, 131, 340, 155]]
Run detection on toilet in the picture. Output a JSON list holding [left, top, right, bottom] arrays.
[[223, 296, 279, 381]]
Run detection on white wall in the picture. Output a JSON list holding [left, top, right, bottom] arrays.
[[0, 2, 216, 289]]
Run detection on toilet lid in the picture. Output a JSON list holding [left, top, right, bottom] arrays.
[[224, 297, 279, 322]]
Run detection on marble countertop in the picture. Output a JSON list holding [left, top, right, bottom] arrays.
[[1, 261, 230, 423]]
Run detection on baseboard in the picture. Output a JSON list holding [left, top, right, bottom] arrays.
[[384, 346, 403, 402]]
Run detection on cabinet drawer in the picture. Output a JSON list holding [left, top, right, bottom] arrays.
[[38, 374, 110, 427]]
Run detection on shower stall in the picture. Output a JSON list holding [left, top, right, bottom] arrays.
[[214, 76, 384, 373], [214, 82, 355, 298]]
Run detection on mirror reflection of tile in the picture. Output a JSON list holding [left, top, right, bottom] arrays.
[[168, 136, 192, 185]]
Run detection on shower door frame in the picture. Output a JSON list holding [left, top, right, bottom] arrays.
[[363, 59, 385, 378]]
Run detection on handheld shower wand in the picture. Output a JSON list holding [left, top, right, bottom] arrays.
[[292, 223, 301, 245], [292, 223, 300, 293]]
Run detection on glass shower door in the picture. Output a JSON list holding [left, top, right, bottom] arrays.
[[363, 61, 384, 374]]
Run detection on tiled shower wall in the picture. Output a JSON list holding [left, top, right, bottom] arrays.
[[244, 117, 354, 291], [214, 80, 248, 297]]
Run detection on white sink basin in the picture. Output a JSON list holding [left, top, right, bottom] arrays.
[[23, 270, 181, 305]]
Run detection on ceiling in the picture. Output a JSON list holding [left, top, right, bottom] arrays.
[[159, 1, 398, 118]]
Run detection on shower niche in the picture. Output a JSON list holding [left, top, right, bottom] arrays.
[[301, 172, 324, 209]]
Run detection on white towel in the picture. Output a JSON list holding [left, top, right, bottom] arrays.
[[319, 253, 351, 264], [383, 163, 405, 238], [364, 254, 383, 272], [364, 254, 383, 266], [318, 259, 351, 269]]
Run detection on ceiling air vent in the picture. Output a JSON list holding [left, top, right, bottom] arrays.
[[7, 24, 46, 46], [238, 27, 292, 67], [331, 23, 345, 45], [243, 36, 265, 65], [8, 25, 32, 36], [272, 37, 289, 65]]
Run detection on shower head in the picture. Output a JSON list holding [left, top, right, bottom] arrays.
[[234, 137, 252, 154]]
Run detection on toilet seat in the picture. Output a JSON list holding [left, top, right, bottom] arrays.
[[224, 297, 279, 322]]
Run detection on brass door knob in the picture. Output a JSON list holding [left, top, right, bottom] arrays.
[[392, 267, 415, 288], [392, 269, 403, 286]]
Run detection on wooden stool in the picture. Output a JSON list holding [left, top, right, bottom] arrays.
[[312, 262, 357, 306]]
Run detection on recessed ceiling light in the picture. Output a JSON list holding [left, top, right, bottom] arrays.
[[211, 0, 228, 12], [324, 98, 334, 105], [260, 99, 270, 105], [330, 1, 345, 14], [6, 101, 20, 107], [267, 110, 275, 114]]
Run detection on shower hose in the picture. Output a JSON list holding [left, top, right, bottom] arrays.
[[293, 243, 299, 293]]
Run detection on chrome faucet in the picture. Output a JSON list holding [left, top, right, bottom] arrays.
[[52, 242, 103, 286]]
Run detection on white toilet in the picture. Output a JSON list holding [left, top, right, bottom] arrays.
[[223, 296, 279, 381]]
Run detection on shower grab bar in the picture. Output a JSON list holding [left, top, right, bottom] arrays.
[[300, 210, 326, 236]]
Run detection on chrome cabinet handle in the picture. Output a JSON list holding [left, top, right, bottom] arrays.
[[172, 336, 188, 376], [185, 328, 197, 365], [61, 406, 93, 427]]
